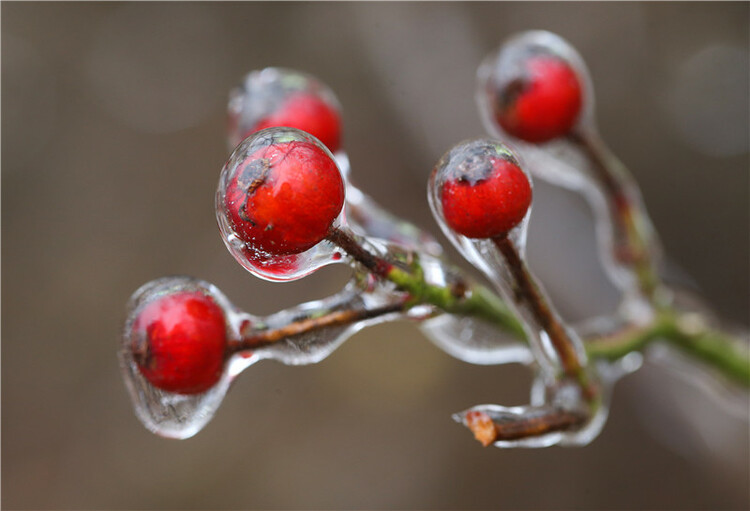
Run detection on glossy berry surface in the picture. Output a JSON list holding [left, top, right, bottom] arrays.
[[495, 56, 582, 143], [224, 139, 345, 255], [250, 93, 341, 153], [441, 155, 532, 239], [131, 292, 227, 394]]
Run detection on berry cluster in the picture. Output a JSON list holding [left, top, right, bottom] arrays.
[[122, 32, 748, 446]]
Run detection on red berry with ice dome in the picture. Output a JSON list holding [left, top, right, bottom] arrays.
[[435, 140, 532, 240], [228, 68, 342, 153], [491, 54, 583, 143], [221, 129, 345, 256]]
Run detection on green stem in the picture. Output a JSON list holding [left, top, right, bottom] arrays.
[[390, 260, 749, 388], [329, 227, 748, 389], [328, 227, 527, 341], [586, 313, 749, 387], [387, 265, 528, 341]]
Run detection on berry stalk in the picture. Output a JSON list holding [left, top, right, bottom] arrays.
[[492, 236, 597, 402], [567, 130, 663, 304]]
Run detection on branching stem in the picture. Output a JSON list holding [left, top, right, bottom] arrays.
[[323, 226, 748, 389], [327, 227, 527, 340]]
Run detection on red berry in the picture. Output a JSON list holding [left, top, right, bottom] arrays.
[[250, 93, 342, 153], [131, 291, 227, 394], [495, 56, 582, 143], [224, 139, 345, 255], [441, 154, 532, 239]]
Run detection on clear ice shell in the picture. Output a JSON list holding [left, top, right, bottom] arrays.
[[420, 314, 532, 366], [416, 252, 532, 365], [477, 30, 596, 146], [430, 139, 609, 445], [337, 145, 443, 257], [120, 276, 252, 439], [227, 67, 342, 152], [476, 30, 662, 310], [345, 181, 443, 257], [216, 127, 347, 282], [122, 275, 411, 439], [228, 73, 522, 363], [246, 277, 409, 366], [452, 352, 638, 449], [428, 140, 561, 369]]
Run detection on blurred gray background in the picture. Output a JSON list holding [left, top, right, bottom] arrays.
[[3, 2, 748, 509]]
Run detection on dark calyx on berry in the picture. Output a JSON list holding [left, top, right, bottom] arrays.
[[225, 139, 345, 256], [494, 55, 582, 143], [440, 144, 532, 239], [251, 93, 341, 153], [131, 291, 227, 394]]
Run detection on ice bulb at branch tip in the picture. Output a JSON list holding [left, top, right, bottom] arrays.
[[121, 275, 414, 438], [120, 276, 254, 439]]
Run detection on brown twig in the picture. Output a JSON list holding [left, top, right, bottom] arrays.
[[567, 131, 629, 214], [567, 131, 660, 299], [465, 408, 587, 446], [493, 237, 582, 372], [493, 236, 596, 401], [230, 302, 407, 352]]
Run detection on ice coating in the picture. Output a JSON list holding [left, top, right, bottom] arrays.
[[428, 140, 552, 381], [244, 277, 409, 365], [453, 357, 624, 449], [122, 275, 411, 439], [430, 139, 609, 444], [421, 314, 532, 366], [345, 181, 443, 257], [428, 140, 531, 275], [425, 140, 542, 367], [225, 70, 522, 363], [476, 31, 662, 312], [120, 277, 252, 439]]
